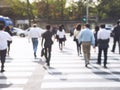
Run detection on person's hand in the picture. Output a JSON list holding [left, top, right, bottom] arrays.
[[93, 46, 96, 52]]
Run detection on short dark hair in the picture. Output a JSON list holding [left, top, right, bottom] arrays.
[[59, 26, 62, 31], [46, 25, 51, 30], [100, 24, 105, 28], [85, 24, 90, 28], [0, 24, 4, 30]]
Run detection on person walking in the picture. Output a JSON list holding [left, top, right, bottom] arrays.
[[4, 26, 13, 55], [73, 23, 82, 56], [111, 21, 120, 54], [28, 24, 43, 58], [78, 24, 95, 67], [56, 25, 66, 51], [0, 24, 12, 72], [97, 24, 110, 68], [41, 25, 53, 67], [93, 25, 99, 52]]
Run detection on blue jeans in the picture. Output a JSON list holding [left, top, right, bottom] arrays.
[[31, 38, 38, 53]]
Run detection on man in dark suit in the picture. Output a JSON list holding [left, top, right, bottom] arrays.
[[111, 21, 120, 54]]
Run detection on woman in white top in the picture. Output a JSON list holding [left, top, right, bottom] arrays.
[[73, 23, 82, 56], [56, 25, 66, 50]]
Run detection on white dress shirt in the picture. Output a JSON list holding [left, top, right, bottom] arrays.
[[28, 27, 43, 39], [97, 28, 111, 40], [0, 31, 12, 50]]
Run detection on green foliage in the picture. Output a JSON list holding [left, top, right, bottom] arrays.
[[97, 0, 120, 20], [3, 0, 120, 22]]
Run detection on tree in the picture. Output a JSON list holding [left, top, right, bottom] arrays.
[[5, 0, 37, 20], [97, 0, 120, 21]]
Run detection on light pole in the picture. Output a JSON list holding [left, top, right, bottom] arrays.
[[86, 0, 89, 24], [27, 0, 31, 26]]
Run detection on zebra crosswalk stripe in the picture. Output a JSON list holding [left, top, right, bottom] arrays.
[[41, 53, 120, 89], [0, 59, 38, 90]]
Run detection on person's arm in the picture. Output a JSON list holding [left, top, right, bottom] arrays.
[[41, 33, 45, 48], [6, 32, 12, 41], [78, 30, 83, 44], [91, 32, 95, 47]]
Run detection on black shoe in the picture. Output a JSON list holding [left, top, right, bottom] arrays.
[[1, 69, 5, 73], [104, 66, 107, 68], [85, 64, 88, 67], [96, 62, 101, 65], [111, 50, 114, 53], [34, 53, 37, 58]]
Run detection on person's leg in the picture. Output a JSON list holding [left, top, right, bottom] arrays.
[[59, 39, 63, 50], [7, 41, 11, 55], [76, 40, 79, 56], [82, 42, 89, 67], [79, 43, 82, 54], [103, 48, 108, 68], [111, 38, 116, 52], [97, 48, 102, 65], [0, 49, 7, 72], [47, 46, 52, 66], [32, 38, 38, 58], [44, 47, 48, 63], [118, 38, 120, 54], [87, 43, 91, 63]]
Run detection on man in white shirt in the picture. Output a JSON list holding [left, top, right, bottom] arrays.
[[97, 24, 110, 68], [0, 24, 12, 72], [28, 24, 43, 58]]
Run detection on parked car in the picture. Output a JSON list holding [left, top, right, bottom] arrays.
[[105, 24, 113, 31], [12, 27, 26, 37]]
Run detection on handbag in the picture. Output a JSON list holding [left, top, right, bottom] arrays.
[[73, 37, 77, 41], [41, 48, 45, 57]]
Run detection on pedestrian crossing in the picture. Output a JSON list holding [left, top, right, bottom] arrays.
[[41, 43, 120, 90], [0, 36, 120, 90], [0, 57, 39, 90], [0, 36, 43, 90]]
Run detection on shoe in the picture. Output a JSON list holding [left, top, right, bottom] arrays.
[[111, 50, 114, 53], [1, 69, 5, 73], [34, 52, 37, 58], [96, 62, 101, 65], [104, 66, 107, 68], [85, 64, 88, 67], [47, 63, 50, 67]]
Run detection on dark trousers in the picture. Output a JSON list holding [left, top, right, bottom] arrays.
[[0, 49, 7, 70], [44, 46, 52, 66], [75, 40, 81, 55], [112, 38, 120, 53], [98, 47, 108, 66], [7, 41, 12, 55]]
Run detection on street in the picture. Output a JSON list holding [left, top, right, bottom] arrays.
[[0, 35, 120, 90]]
